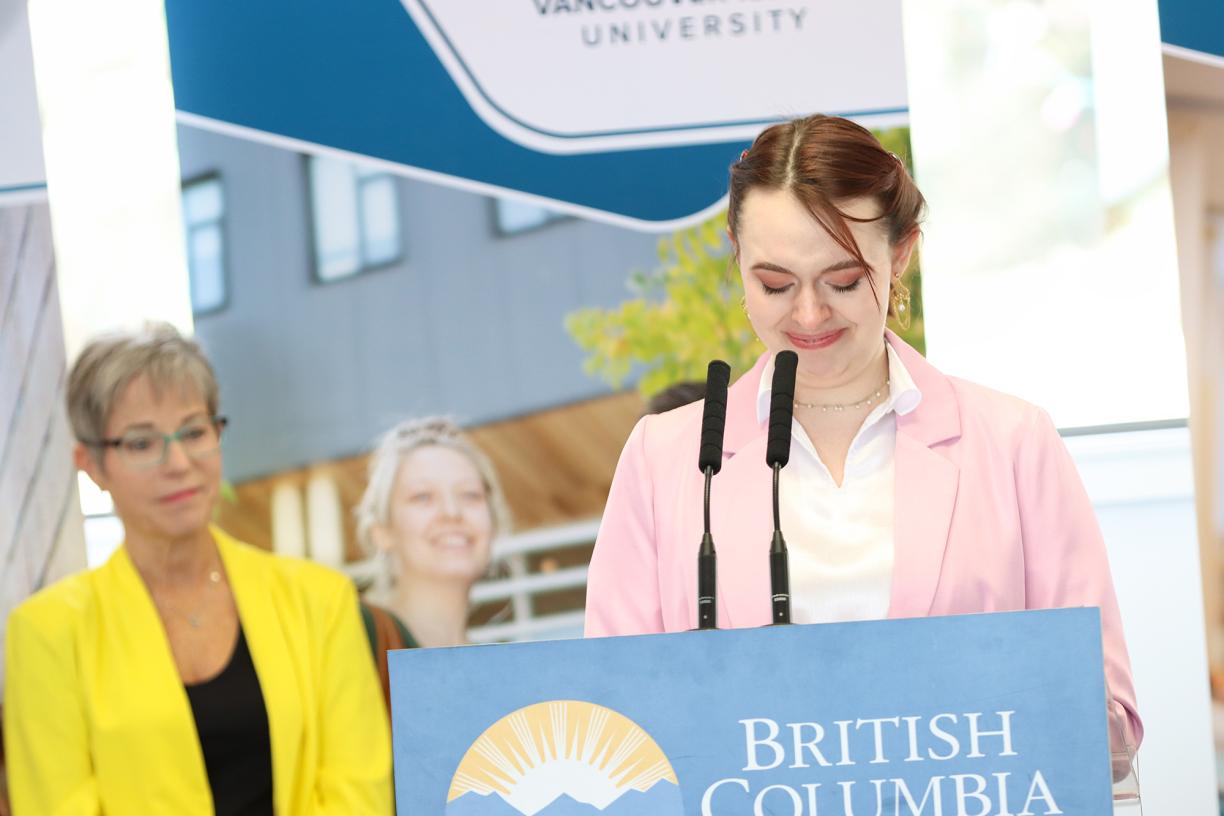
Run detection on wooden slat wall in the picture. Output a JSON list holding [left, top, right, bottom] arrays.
[[214, 391, 645, 558]]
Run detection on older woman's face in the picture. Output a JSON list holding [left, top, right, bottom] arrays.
[[382, 445, 494, 582], [79, 374, 222, 542], [736, 189, 911, 387]]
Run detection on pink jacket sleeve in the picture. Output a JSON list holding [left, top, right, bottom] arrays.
[[584, 417, 666, 637], [1015, 408, 1143, 748]]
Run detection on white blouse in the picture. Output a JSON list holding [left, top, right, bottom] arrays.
[[755, 343, 922, 624]]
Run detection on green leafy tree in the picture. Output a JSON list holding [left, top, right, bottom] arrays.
[[874, 127, 925, 352], [566, 213, 761, 398], [566, 128, 925, 399]]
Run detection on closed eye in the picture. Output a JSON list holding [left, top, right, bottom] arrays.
[[828, 277, 863, 293], [761, 282, 793, 295]]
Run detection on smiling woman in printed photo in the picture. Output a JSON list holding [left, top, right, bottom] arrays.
[[355, 417, 512, 702]]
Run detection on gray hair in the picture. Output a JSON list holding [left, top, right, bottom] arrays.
[[67, 322, 219, 447], [354, 417, 512, 556]]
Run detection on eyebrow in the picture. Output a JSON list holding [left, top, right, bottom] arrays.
[[398, 481, 485, 494], [750, 259, 865, 275], [118, 412, 208, 434]]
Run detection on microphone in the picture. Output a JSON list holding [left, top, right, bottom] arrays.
[[765, 351, 797, 625], [696, 360, 731, 630]]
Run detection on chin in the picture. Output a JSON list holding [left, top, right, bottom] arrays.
[[153, 508, 213, 540], [412, 556, 487, 583], [795, 355, 848, 380], [442, 560, 489, 582]]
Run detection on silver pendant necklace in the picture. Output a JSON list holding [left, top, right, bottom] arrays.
[[794, 379, 890, 413], [162, 569, 222, 629]]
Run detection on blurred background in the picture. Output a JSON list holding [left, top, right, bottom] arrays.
[[2, 0, 1222, 812]]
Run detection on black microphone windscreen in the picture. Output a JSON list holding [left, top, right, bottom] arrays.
[[766, 351, 798, 467], [697, 360, 731, 474]]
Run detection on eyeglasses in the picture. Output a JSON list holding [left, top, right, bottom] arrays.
[[82, 416, 228, 469]]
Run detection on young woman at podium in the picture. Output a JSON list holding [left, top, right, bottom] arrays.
[[585, 114, 1142, 755]]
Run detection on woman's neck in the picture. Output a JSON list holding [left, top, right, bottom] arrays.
[[789, 341, 892, 486], [124, 523, 218, 589], [390, 573, 474, 648], [792, 342, 889, 408]]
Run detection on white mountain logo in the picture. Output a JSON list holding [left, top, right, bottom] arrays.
[[446, 700, 684, 815]]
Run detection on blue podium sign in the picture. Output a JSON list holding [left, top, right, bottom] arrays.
[[390, 608, 1111, 815]]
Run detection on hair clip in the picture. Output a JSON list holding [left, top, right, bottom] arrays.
[[740, 149, 749, 163]]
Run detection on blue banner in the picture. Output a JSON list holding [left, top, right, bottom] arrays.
[[390, 608, 1111, 815], [162, 0, 907, 228], [1160, 0, 1224, 59]]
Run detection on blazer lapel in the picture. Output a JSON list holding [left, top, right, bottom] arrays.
[[891, 434, 959, 617], [99, 547, 213, 809], [886, 333, 962, 618]]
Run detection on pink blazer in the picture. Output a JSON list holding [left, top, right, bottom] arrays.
[[585, 331, 1141, 746]]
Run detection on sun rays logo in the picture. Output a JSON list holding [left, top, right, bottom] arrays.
[[446, 700, 684, 815]]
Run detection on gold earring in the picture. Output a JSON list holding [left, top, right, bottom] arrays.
[[739, 295, 748, 315], [889, 278, 912, 328]]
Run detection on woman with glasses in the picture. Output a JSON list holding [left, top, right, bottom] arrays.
[[2, 324, 391, 815]]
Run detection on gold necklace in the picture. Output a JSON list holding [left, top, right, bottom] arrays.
[[794, 379, 890, 413]]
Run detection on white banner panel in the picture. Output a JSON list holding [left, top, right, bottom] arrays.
[[403, 0, 907, 153]]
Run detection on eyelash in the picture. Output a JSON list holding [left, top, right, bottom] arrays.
[[760, 277, 863, 296]]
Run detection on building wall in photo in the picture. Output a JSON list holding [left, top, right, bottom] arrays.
[[176, 125, 666, 484]]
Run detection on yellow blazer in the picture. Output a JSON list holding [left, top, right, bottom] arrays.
[[3, 527, 391, 815]]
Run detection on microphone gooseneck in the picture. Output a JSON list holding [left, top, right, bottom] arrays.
[[696, 360, 731, 630], [766, 351, 797, 625]]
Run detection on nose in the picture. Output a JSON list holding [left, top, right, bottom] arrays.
[[791, 284, 831, 329], [161, 437, 193, 473], [438, 491, 461, 519]]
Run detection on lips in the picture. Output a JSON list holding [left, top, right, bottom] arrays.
[[432, 533, 474, 550], [785, 328, 846, 350], [159, 486, 202, 504]]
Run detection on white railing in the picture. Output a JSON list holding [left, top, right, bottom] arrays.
[[344, 517, 600, 644]]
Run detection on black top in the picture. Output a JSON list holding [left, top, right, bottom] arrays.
[[184, 627, 274, 816]]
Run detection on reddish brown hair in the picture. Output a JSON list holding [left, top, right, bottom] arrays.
[[728, 115, 926, 305]]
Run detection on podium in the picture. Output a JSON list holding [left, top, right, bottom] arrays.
[[390, 608, 1127, 815]]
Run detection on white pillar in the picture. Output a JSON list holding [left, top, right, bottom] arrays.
[[26, 0, 191, 359], [270, 481, 307, 559], [305, 471, 345, 569]]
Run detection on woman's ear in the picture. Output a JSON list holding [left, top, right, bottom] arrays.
[[891, 228, 920, 277], [726, 227, 740, 260], [370, 523, 393, 555], [74, 442, 107, 492]]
